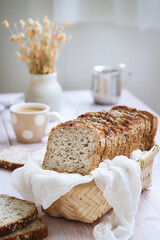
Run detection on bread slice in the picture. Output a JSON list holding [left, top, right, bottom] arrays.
[[0, 195, 38, 236], [0, 147, 34, 171], [76, 116, 118, 161], [42, 120, 105, 175], [42, 106, 158, 175], [103, 109, 146, 160], [0, 218, 48, 240], [110, 106, 158, 150]]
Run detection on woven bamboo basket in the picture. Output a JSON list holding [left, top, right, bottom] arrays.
[[42, 143, 159, 223]]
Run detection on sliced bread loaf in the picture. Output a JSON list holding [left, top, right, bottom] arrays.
[[0, 195, 38, 236], [0, 147, 34, 171], [0, 218, 47, 240], [42, 106, 158, 175]]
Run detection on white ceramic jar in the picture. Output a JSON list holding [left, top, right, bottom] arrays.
[[25, 72, 62, 112]]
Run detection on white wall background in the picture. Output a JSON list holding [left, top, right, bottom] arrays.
[[0, 0, 160, 114]]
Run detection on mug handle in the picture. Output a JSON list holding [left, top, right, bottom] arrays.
[[45, 111, 61, 136]]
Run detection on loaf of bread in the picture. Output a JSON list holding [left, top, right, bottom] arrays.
[[42, 106, 158, 175]]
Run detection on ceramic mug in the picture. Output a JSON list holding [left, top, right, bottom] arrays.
[[10, 102, 61, 143]]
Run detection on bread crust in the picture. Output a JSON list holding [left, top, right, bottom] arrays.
[[0, 161, 24, 171], [0, 218, 48, 240], [141, 110, 158, 145], [0, 195, 38, 237]]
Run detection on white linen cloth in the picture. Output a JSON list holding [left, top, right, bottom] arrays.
[[11, 148, 143, 240]]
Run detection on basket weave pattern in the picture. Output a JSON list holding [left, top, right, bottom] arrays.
[[43, 144, 159, 223]]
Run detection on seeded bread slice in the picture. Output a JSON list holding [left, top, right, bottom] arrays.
[[0, 218, 48, 240], [76, 116, 118, 161], [111, 106, 158, 150], [0, 147, 34, 171], [42, 120, 105, 175], [102, 109, 146, 159], [0, 195, 38, 236]]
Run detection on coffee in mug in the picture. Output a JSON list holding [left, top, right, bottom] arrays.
[[19, 107, 44, 112], [10, 102, 61, 143]]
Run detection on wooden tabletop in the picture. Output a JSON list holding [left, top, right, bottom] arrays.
[[0, 89, 160, 240]]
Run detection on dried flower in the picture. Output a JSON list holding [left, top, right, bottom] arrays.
[[43, 17, 52, 33], [35, 26, 42, 35], [58, 26, 63, 32], [58, 33, 66, 42], [20, 56, 27, 62], [43, 16, 50, 26], [40, 38, 47, 46], [2, 16, 71, 74], [28, 42, 37, 49], [33, 21, 42, 35], [44, 26, 49, 32], [27, 18, 34, 25], [2, 20, 9, 28], [64, 22, 71, 27], [19, 44, 28, 54], [34, 21, 41, 28], [52, 41, 58, 48], [25, 27, 36, 40], [44, 33, 50, 41], [18, 33, 25, 41], [10, 35, 17, 42], [15, 52, 21, 58], [19, 20, 25, 28]]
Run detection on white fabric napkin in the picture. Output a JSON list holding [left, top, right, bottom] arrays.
[[11, 148, 143, 240], [93, 157, 141, 240]]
